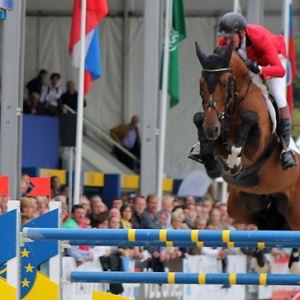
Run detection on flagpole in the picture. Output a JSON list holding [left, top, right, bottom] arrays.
[[282, 0, 290, 98], [282, 0, 290, 52], [73, 0, 87, 205], [156, 0, 173, 205], [233, 0, 240, 12]]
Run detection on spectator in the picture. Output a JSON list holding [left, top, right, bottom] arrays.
[[63, 204, 94, 265], [108, 208, 121, 221], [60, 185, 69, 198], [35, 196, 49, 216], [111, 198, 123, 210], [120, 204, 134, 229], [51, 176, 61, 198], [0, 196, 8, 214], [61, 80, 87, 113], [208, 207, 222, 228], [80, 195, 91, 226], [110, 115, 141, 171], [93, 211, 109, 228], [161, 195, 174, 227], [201, 197, 212, 212], [23, 91, 45, 115], [26, 69, 48, 96], [164, 211, 189, 260], [142, 194, 163, 272], [53, 195, 68, 222], [172, 198, 183, 208], [42, 73, 62, 117], [142, 194, 161, 229], [20, 197, 36, 223], [205, 181, 219, 206], [89, 195, 106, 227], [99, 215, 124, 295], [157, 210, 168, 229], [131, 195, 146, 229], [194, 216, 208, 230], [184, 195, 195, 206], [195, 203, 203, 216]]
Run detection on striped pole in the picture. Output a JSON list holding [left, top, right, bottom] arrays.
[[69, 239, 300, 249], [23, 228, 300, 243], [67, 272, 300, 286]]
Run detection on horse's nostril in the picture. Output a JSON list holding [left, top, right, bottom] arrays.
[[214, 127, 219, 133]]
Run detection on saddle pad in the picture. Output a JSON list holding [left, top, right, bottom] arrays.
[[251, 76, 276, 134], [262, 94, 276, 134]]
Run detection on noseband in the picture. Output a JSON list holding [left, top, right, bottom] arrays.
[[201, 67, 252, 120]]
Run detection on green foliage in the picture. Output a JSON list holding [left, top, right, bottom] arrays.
[[294, 37, 300, 109]]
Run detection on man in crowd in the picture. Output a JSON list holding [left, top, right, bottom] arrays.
[[61, 80, 87, 112], [110, 115, 141, 171], [63, 204, 93, 266], [131, 195, 146, 229], [26, 69, 48, 96]]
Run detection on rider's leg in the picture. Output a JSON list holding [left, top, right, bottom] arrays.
[[266, 57, 297, 170]]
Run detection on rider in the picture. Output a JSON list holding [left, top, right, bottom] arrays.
[[189, 12, 297, 170]]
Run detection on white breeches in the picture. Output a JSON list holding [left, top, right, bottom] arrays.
[[265, 55, 287, 109]]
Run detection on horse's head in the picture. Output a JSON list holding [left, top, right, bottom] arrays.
[[195, 41, 247, 140]]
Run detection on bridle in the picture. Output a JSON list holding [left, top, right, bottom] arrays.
[[200, 67, 252, 121]]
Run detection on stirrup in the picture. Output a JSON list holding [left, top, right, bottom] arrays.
[[188, 142, 203, 163], [280, 149, 298, 170]]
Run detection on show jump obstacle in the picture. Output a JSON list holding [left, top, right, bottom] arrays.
[[2, 201, 300, 300]]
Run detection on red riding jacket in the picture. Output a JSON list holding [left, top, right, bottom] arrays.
[[218, 24, 287, 81]]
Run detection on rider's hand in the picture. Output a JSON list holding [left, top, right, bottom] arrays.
[[244, 59, 261, 74]]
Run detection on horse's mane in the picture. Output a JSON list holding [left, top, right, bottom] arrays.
[[213, 45, 248, 76], [213, 46, 228, 55]]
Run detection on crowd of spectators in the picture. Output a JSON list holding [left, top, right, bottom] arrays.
[[23, 69, 86, 117], [0, 177, 290, 295]]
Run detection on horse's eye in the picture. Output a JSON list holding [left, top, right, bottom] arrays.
[[221, 81, 228, 89]]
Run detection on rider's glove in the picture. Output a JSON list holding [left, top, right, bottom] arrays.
[[244, 59, 261, 74]]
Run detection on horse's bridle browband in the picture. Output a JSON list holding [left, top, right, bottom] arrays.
[[202, 68, 230, 72]]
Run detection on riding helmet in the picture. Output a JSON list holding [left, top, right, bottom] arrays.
[[218, 12, 246, 37]]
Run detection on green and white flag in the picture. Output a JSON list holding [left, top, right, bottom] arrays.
[[168, 0, 187, 108]]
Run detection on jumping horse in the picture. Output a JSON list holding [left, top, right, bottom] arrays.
[[192, 40, 300, 273]]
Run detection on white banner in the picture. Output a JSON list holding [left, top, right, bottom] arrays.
[[183, 255, 247, 300]]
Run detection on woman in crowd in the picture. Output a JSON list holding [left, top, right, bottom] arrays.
[[119, 204, 134, 229], [20, 197, 36, 224]]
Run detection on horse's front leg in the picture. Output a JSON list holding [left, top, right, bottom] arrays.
[[192, 112, 223, 178], [225, 110, 258, 175]]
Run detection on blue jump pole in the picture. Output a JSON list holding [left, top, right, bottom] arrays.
[[67, 272, 300, 286], [69, 239, 300, 249], [23, 228, 300, 243]]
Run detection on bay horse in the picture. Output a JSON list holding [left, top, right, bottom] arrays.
[[192, 40, 300, 273]]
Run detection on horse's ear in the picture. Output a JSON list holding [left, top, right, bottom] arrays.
[[195, 41, 207, 66], [223, 40, 234, 65]]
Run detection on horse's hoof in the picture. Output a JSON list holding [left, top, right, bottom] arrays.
[[252, 249, 271, 273], [188, 142, 203, 164], [229, 164, 243, 176], [288, 249, 300, 274], [281, 149, 298, 170], [224, 163, 242, 176], [206, 160, 223, 178]]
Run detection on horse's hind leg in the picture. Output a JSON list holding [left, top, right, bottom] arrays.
[[252, 248, 271, 273], [192, 112, 223, 178], [225, 110, 258, 175], [288, 248, 300, 274]]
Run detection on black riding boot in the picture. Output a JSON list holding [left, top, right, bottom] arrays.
[[279, 118, 297, 170]]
